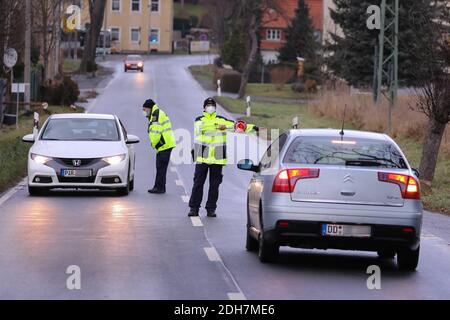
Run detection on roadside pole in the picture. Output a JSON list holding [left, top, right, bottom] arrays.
[[24, 0, 31, 111], [217, 79, 221, 97]]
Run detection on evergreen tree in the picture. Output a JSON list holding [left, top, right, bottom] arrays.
[[328, 0, 440, 87], [278, 0, 320, 78]]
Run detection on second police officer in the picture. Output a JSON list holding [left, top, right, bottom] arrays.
[[188, 98, 259, 218]]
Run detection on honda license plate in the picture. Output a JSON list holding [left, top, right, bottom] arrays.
[[61, 169, 92, 178]]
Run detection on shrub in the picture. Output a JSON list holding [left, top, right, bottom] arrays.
[[40, 76, 80, 106], [305, 79, 318, 93], [60, 77, 80, 105], [221, 72, 242, 94], [213, 57, 223, 68], [270, 64, 296, 90], [291, 82, 306, 93]]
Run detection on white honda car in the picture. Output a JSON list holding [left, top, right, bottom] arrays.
[[22, 114, 140, 196]]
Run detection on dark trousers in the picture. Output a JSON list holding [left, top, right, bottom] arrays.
[[189, 164, 224, 211], [154, 149, 173, 191]]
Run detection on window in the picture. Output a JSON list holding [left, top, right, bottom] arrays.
[[41, 119, 120, 142], [150, 0, 159, 12], [111, 0, 120, 11], [149, 28, 159, 44], [131, 0, 140, 11], [260, 134, 288, 170], [284, 136, 407, 169], [111, 27, 120, 41], [267, 29, 281, 41], [131, 28, 140, 43]]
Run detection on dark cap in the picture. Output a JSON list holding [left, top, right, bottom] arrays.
[[143, 99, 156, 109], [203, 98, 217, 108]]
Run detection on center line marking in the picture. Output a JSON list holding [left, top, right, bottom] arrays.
[[228, 293, 247, 301], [191, 217, 203, 227], [175, 180, 184, 187], [204, 247, 221, 262]]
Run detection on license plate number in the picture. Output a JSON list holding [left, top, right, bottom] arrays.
[[322, 224, 371, 238], [61, 169, 92, 178]]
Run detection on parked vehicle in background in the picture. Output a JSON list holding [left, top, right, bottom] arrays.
[[238, 129, 423, 271]]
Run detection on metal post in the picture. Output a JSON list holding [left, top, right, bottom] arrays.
[[374, 0, 399, 134], [24, 0, 31, 110], [261, 63, 265, 84], [15, 83, 19, 129], [103, 0, 108, 60]]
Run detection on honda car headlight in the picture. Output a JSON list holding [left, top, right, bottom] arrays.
[[102, 154, 126, 165], [31, 153, 52, 164]]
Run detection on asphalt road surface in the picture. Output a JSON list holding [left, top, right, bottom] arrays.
[[0, 55, 449, 300]]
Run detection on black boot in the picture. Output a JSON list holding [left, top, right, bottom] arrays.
[[188, 209, 199, 217], [207, 210, 217, 218], [148, 188, 166, 194]]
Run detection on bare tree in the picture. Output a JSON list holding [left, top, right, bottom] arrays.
[[414, 1, 450, 182], [222, 0, 286, 99], [80, 0, 107, 74], [207, 0, 235, 54], [32, 0, 61, 80], [0, 0, 25, 72], [0, 0, 25, 126]]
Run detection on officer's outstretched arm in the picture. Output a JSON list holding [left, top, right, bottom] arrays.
[[245, 124, 259, 134]]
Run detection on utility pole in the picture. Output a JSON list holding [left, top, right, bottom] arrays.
[[24, 0, 31, 110], [373, 0, 399, 134], [103, 0, 108, 60]]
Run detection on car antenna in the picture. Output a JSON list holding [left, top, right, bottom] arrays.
[[340, 104, 347, 138]]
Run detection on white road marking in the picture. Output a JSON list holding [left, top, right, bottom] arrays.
[[175, 180, 184, 187], [227, 292, 247, 301], [191, 217, 203, 227], [204, 247, 222, 262], [182, 195, 190, 203], [0, 178, 27, 208]]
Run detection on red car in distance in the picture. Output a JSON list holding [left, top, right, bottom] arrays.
[[124, 55, 144, 72]]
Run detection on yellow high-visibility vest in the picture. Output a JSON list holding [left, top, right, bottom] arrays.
[[148, 105, 176, 153], [194, 112, 256, 166]]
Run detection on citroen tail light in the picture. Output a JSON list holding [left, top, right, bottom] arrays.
[[272, 169, 320, 193], [378, 172, 421, 200]]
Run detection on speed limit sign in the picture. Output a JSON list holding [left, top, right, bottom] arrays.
[[3, 48, 18, 69]]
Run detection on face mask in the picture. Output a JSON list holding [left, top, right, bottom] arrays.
[[143, 110, 149, 117], [205, 106, 216, 114]]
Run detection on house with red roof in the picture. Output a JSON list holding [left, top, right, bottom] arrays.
[[261, 0, 324, 63]]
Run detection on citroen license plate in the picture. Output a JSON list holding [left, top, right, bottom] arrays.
[[322, 224, 371, 238]]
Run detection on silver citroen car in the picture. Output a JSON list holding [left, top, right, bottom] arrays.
[[238, 129, 423, 271]]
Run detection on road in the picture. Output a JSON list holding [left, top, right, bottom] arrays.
[[0, 55, 449, 300]]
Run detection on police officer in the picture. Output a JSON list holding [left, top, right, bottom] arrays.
[[188, 98, 258, 218], [143, 99, 176, 194]]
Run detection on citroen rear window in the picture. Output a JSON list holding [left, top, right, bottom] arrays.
[[284, 136, 408, 169]]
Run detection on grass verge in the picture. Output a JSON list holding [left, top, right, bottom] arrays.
[[63, 59, 81, 74], [189, 65, 216, 89], [246, 83, 316, 100], [189, 65, 317, 100], [0, 105, 84, 194], [216, 96, 449, 214]]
